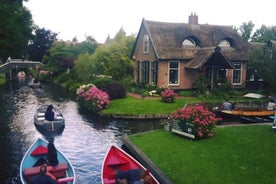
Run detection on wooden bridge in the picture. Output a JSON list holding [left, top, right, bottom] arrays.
[[0, 59, 43, 72], [0, 59, 43, 80]]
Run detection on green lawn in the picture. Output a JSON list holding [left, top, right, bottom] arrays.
[[101, 96, 202, 115], [101, 95, 266, 116], [129, 125, 276, 184]]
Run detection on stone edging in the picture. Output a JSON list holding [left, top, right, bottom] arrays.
[[97, 112, 170, 119]]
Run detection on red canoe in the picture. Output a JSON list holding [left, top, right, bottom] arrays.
[[101, 145, 159, 184]]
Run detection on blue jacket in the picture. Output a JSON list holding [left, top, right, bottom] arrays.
[[31, 174, 57, 184]]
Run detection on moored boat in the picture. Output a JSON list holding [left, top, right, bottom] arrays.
[[220, 109, 275, 117], [213, 95, 275, 123], [219, 109, 275, 123], [34, 105, 65, 135], [20, 137, 75, 184], [102, 145, 159, 184]]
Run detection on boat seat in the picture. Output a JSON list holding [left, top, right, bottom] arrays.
[[24, 163, 68, 181], [57, 176, 74, 183], [37, 117, 45, 121], [31, 145, 48, 156], [106, 156, 128, 166], [56, 116, 63, 120], [49, 163, 68, 179], [37, 113, 45, 116], [103, 179, 116, 184]]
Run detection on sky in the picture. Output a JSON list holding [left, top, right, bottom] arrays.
[[24, 0, 276, 43]]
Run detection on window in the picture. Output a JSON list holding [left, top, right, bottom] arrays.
[[150, 61, 157, 83], [141, 61, 149, 82], [232, 62, 242, 84], [182, 38, 196, 46], [169, 61, 179, 85], [218, 39, 231, 47], [138, 61, 157, 84], [143, 35, 149, 53], [249, 73, 254, 81]]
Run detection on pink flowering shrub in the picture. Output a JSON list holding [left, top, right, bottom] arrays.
[[76, 84, 110, 111], [171, 104, 222, 139], [161, 89, 178, 103]]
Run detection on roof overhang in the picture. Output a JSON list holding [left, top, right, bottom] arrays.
[[185, 47, 235, 69]]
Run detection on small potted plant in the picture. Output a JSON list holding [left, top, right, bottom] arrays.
[[160, 117, 172, 131]]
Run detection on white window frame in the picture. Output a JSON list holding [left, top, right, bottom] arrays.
[[168, 60, 179, 85], [149, 61, 157, 84], [143, 35, 149, 53], [232, 62, 242, 85]]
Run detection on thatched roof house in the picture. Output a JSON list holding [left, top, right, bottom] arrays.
[[132, 13, 251, 90]]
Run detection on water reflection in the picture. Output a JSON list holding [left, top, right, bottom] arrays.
[[0, 81, 162, 183]]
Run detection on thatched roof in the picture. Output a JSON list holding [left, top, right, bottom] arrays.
[[142, 19, 251, 61], [185, 47, 234, 69]]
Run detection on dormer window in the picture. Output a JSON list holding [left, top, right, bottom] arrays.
[[183, 39, 196, 46], [182, 36, 199, 48], [143, 35, 149, 53], [218, 39, 231, 47]]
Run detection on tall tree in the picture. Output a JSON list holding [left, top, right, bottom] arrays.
[[239, 21, 255, 41], [0, 0, 33, 62], [43, 38, 98, 80], [248, 45, 276, 93], [92, 28, 135, 81], [27, 27, 58, 61], [72, 36, 98, 56], [251, 25, 276, 42]]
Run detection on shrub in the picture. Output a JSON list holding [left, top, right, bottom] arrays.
[[76, 84, 110, 111], [161, 89, 178, 103], [103, 82, 126, 99], [171, 104, 222, 139], [93, 77, 113, 89]]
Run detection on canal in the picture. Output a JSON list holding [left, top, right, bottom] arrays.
[[0, 79, 161, 183]]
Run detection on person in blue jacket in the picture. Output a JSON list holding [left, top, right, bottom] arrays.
[[45, 105, 55, 121], [31, 165, 57, 184]]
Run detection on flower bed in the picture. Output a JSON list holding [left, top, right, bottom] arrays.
[[161, 89, 178, 103], [76, 84, 111, 112], [171, 104, 222, 139]]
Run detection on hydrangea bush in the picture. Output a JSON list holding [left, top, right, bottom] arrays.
[[171, 104, 222, 139], [161, 89, 178, 103], [76, 84, 110, 111]]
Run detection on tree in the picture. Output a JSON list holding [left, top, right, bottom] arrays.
[[43, 38, 98, 81], [27, 27, 58, 61], [0, 0, 33, 61], [239, 21, 255, 41], [72, 36, 97, 56], [92, 28, 135, 81], [251, 25, 276, 42], [248, 46, 276, 93], [74, 53, 98, 82], [43, 41, 75, 74]]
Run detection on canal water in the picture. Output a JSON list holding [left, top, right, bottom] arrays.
[[0, 79, 161, 184]]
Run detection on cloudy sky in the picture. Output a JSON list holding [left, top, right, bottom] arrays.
[[24, 0, 275, 43]]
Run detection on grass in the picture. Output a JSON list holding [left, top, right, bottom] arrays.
[[129, 125, 276, 184], [102, 96, 203, 115], [101, 95, 266, 116]]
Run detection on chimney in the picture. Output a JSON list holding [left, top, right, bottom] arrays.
[[188, 12, 198, 25]]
